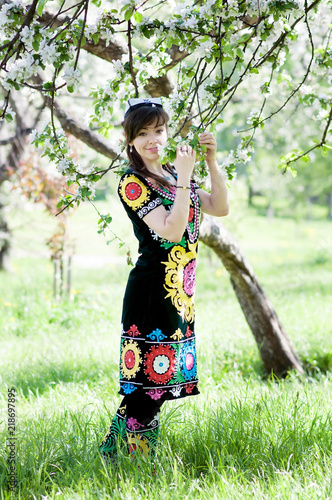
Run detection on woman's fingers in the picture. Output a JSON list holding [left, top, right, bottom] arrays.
[[177, 144, 196, 157], [199, 134, 217, 153], [199, 133, 216, 145]]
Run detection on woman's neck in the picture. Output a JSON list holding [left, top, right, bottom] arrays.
[[144, 160, 164, 177]]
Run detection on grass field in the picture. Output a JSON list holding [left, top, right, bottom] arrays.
[[0, 195, 332, 499]]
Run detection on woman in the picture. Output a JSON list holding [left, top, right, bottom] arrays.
[[100, 97, 229, 461]]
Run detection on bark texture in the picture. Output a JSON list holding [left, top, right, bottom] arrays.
[[53, 103, 117, 159], [199, 214, 304, 376], [0, 203, 11, 271]]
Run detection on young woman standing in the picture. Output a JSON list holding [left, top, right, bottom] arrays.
[[100, 98, 229, 460]]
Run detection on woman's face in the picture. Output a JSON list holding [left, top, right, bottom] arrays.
[[129, 118, 168, 166]]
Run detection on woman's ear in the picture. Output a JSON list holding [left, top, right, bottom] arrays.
[[125, 136, 133, 147]]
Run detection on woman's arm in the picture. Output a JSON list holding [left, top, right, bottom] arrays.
[[142, 146, 196, 242], [197, 132, 229, 217]]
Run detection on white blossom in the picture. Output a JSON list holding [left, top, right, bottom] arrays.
[[247, 109, 260, 125], [315, 108, 330, 122], [103, 28, 118, 47], [3, 53, 37, 90], [57, 159, 71, 174], [113, 139, 125, 155], [112, 59, 125, 77], [299, 85, 313, 97], [0, 3, 14, 28], [200, 0, 216, 16], [20, 26, 34, 49], [221, 151, 235, 168], [157, 143, 166, 158], [182, 16, 198, 29], [62, 67, 81, 91], [173, 1, 192, 16], [236, 148, 251, 163], [195, 39, 214, 58], [29, 129, 38, 143], [40, 38, 59, 65], [1, 106, 16, 119]]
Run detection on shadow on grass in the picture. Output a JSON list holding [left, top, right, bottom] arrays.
[[164, 390, 332, 482], [5, 358, 118, 398], [301, 350, 332, 375], [8, 349, 332, 401]]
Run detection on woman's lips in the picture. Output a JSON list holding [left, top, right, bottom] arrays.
[[147, 147, 158, 152]]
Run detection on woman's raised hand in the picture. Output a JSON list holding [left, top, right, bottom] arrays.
[[174, 144, 196, 183], [199, 132, 217, 163]]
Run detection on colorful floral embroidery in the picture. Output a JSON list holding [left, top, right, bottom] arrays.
[[179, 341, 197, 381], [170, 385, 182, 397], [119, 175, 150, 210], [144, 344, 176, 384], [188, 206, 194, 222], [146, 388, 167, 400], [185, 326, 193, 338], [145, 178, 201, 244], [121, 383, 138, 394], [184, 383, 195, 394], [120, 340, 142, 379], [147, 411, 161, 429], [126, 417, 144, 431], [128, 433, 151, 456], [162, 241, 198, 323], [146, 328, 167, 342], [117, 170, 200, 402], [127, 324, 141, 337], [170, 328, 184, 341]]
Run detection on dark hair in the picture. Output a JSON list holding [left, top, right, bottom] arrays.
[[122, 105, 173, 188]]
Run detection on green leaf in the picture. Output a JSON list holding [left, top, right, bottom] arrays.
[[124, 8, 133, 21], [36, 0, 47, 17], [134, 11, 143, 23], [5, 113, 14, 123], [32, 40, 40, 52], [301, 154, 311, 163], [91, 33, 100, 44], [169, 149, 177, 162], [67, 86, 74, 93], [236, 48, 243, 58]]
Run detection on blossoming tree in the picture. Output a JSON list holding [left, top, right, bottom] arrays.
[[1, 0, 331, 375]]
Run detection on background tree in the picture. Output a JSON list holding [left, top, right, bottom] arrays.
[[1, 0, 331, 375]]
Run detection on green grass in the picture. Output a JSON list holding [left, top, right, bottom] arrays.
[[1, 200, 332, 499]]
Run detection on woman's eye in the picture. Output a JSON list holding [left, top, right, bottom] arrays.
[[138, 132, 146, 136], [156, 129, 164, 133]]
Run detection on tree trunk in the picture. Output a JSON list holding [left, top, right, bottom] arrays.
[[328, 193, 332, 221], [199, 215, 304, 377], [0, 203, 11, 271], [248, 183, 254, 207]]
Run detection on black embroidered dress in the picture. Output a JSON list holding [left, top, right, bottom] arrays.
[[117, 169, 201, 401]]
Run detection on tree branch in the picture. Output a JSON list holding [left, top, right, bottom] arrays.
[[0, 0, 39, 53], [52, 102, 117, 159]]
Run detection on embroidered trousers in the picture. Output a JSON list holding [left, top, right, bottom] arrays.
[[100, 392, 165, 458]]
